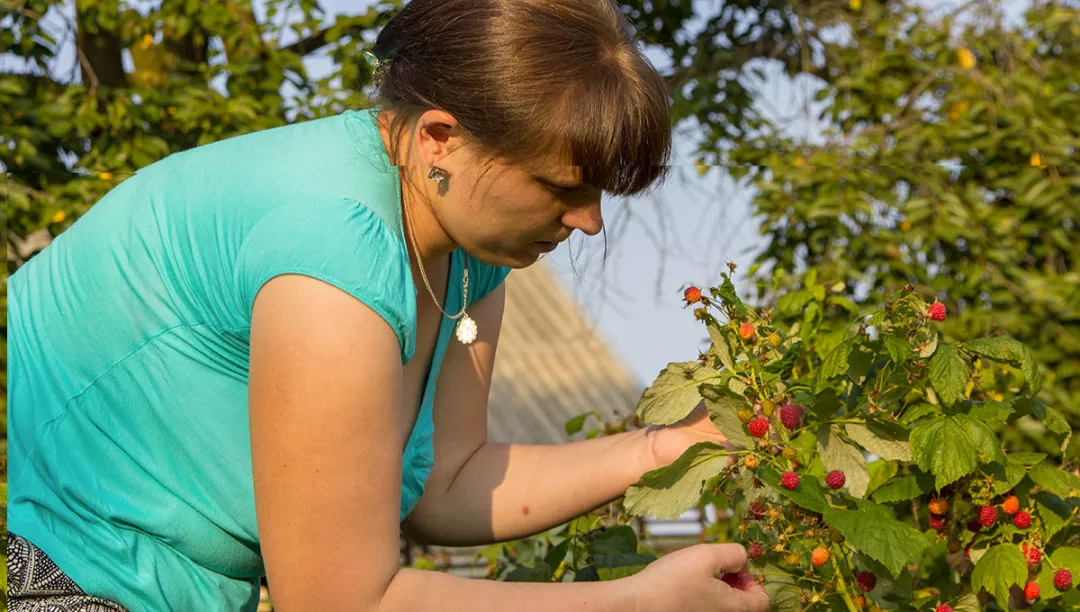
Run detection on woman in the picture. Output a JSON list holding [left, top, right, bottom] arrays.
[[7, 0, 769, 610]]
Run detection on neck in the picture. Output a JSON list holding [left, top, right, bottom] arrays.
[[399, 170, 457, 265]]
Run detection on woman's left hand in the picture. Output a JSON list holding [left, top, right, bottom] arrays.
[[641, 401, 733, 471]]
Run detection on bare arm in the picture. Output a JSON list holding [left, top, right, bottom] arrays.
[[248, 275, 647, 612]]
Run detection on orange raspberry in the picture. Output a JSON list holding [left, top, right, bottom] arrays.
[[811, 547, 830, 567], [928, 498, 948, 515], [738, 322, 756, 341], [1001, 495, 1020, 515]]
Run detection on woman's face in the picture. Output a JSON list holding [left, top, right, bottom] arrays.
[[395, 109, 604, 269]]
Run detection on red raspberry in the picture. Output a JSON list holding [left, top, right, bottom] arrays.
[[929, 514, 946, 532], [1013, 510, 1031, 529], [779, 404, 803, 430], [748, 542, 764, 559], [936, 605, 954, 612], [1002, 495, 1020, 515], [780, 471, 800, 490], [855, 571, 877, 592], [738, 322, 756, 341], [978, 505, 998, 527], [928, 300, 947, 321], [748, 417, 770, 438], [825, 470, 846, 490], [684, 286, 702, 304], [1054, 568, 1073, 590], [928, 498, 948, 515], [749, 502, 767, 520], [1023, 544, 1041, 568], [811, 546, 830, 567], [964, 544, 972, 558], [1024, 581, 1040, 601]]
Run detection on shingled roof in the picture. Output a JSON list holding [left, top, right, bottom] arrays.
[[486, 259, 643, 445]]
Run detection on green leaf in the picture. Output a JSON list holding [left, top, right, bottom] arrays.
[[929, 343, 971, 407], [715, 273, 749, 319], [504, 563, 553, 582], [971, 544, 1027, 605], [812, 388, 843, 421], [882, 332, 913, 365], [866, 459, 899, 496], [707, 325, 735, 372], [967, 400, 1014, 426], [775, 290, 812, 318], [565, 411, 598, 435], [1028, 461, 1080, 497], [846, 421, 912, 461], [1034, 492, 1073, 541], [763, 347, 798, 378], [700, 384, 752, 450], [817, 425, 870, 497], [623, 442, 728, 519], [1008, 452, 1048, 465], [962, 336, 1043, 395], [1035, 547, 1080, 597], [814, 337, 854, 393], [989, 455, 1030, 496], [587, 526, 638, 555], [899, 402, 938, 425], [952, 593, 981, 612], [1044, 405, 1071, 436], [592, 553, 656, 580], [871, 473, 934, 503], [760, 564, 800, 612], [909, 414, 1001, 489], [846, 343, 877, 385], [543, 538, 572, 570], [822, 506, 930, 577], [758, 466, 828, 513], [636, 362, 719, 426]]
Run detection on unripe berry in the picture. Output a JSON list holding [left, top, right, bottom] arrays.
[[767, 331, 782, 347], [748, 417, 769, 438], [744, 455, 760, 470], [761, 399, 776, 416], [737, 408, 755, 424], [978, 505, 997, 527], [782, 446, 798, 460], [1012, 510, 1031, 529], [694, 308, 708, 320], [1001, 495, 1020, 515], [811, 547, 830, 567], [684, 286, 702, 304], [738, 322, 756, 341], [1024, 581, 1040, 601], [786, 552, 802, 567], [928, 498, 948, 515], [1054, 568, 1072, 590], [825, 470, 846, 490], [781, 471, 800, 490]]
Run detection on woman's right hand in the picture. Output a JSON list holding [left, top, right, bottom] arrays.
[[628, 543, 770, 612]]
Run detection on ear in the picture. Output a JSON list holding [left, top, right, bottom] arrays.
[[414, 109, 463, 168]]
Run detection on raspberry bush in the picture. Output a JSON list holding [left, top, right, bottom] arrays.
[[625, 273, 1080, 610]]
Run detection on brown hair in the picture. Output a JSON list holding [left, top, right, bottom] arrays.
[[370, 0, 672, 196]]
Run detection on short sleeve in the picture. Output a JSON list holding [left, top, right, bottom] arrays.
[[234, 197, 413, 360]]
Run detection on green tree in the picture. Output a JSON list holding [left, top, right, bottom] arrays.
[[723, 0, 1080, 456]]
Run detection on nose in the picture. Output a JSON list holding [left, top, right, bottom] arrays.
[[562, 198, 603, 237]]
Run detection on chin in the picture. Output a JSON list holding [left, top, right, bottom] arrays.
[[464, 246, 542, 269]]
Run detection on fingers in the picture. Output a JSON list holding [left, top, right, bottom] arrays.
[[730, 587, 771, 612], [706, 543, 749, 575]]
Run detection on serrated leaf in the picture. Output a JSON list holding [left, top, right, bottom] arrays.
[[952, 593, 981, 612], [812, 388, 842, 420], [1008, 452, 1047, 465], [760, 564, 800, 612], [910, 414, 1001, 489], [1028, 461, 1080, 497], [543, 538, 572, 570], [700, 384, 752, 450], [636, 362, 719, 426], [715, 273, 749, 318], [565, 411, 597, 435], [988, 455, 1029, 496], [758, 466, 828, 513], [866, 459, 899, 496], [814, 337, 854, 393], [624, 442, 728, 519], [871, 473, 934, 503], [775, 290, 812, 318], [899, 402, 938, 425], [587, 526, 638, 556], [1035, 547, 1080, 596], [822, 506, 930, 577], [505, 563, 553, 582], [967, 400, 1014, 426], [592, 553, 656, 580], [763, 348, 798, 378], [1044, 405, 1071, 436], [817, 425, 870, 497], [707, 325, 735, 372], [1034, 492, 1073, 541], [847, 421, 912, 461], [971, 544, 1027, 605], [882, 333, 913, 365], [847, 343, 877, 385], [962, 336, 1043, 395], [929, 343, 970, 407]]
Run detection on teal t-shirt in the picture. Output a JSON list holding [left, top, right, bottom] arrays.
[[7, 108, 511, 611]]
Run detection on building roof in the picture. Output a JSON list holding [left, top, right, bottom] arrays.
[[486, 259, 643, 445]]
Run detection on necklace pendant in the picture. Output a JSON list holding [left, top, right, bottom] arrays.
[[455, 313, 478, 345]]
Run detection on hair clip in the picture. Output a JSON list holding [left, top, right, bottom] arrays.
[[362, 50, 385, 70]]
